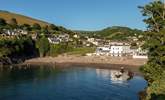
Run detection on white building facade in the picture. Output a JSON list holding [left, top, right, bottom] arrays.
[[94, 42, 148, 59], [132, 47, 148, 59], [96, 42, 131, 57], [110, 45, 130, 56], [96, 45, 111, 56]]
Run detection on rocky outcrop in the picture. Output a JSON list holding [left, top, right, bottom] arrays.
[[0, 53, 38, 65], [0, 57, 13, 65]]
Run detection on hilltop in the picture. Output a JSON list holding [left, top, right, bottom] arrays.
[[0, 10, 49, 27], [77, 26, 143, 41], [97, 26, 143, 40], [0, 10, 75, 35]]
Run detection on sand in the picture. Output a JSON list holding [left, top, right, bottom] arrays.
[[24, 55, 147, 67]]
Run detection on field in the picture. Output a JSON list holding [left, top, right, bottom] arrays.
[[67, 47, 96, 56]]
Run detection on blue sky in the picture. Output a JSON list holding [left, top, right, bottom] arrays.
[[0, 0, 151, 31]]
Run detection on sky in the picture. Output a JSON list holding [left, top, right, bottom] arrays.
[[0, 0, 151, 31]]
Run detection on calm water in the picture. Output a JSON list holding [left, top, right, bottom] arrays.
[[0, 65, 147, 100]]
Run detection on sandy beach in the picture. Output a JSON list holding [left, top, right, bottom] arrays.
[[24, 55, 147, 67]]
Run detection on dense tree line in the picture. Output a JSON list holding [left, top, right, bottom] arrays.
[[0, 18, 77, 64], [0, 17, 81, 59], [139, 1, 165, 99], [0, 35, 75, 65], [0, 36, 38, 64]]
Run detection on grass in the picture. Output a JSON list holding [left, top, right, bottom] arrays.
[[0, 10, 50, 27], [67, 47, 96, 56]]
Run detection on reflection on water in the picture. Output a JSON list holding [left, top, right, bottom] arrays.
[[0, 65, 58, 87], [96, 69, 134, 84], [0, 65, 147, 100]]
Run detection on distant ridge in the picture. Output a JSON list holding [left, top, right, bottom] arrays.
[[77, 26, 143, 41], [0, 10, 50, 26]]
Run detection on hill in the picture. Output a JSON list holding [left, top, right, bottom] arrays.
[[77, 26, 143, 41], [97, 26, 143, 40], [0, 10, 50, 27]]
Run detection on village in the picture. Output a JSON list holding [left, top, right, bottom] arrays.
[[0, 28, 73, 42], [86, 41, 148, 59], [0, 27, 148, 60], [85, 36, 148, 59], [1, 1, 165, 99]]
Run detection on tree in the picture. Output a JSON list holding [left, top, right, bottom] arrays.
[[37, 36, 50, 57], [0, 37, 37, 64], [139, 1, 165, 32], [32, 23, 41, 30], [41, 25, 49, 34], [139, 0, 165, 99], [49, 24, 59, 31], [0, 18, 7, 27], [131, 42, 137, 47], [20, 24, 31, 31], [9, 18, 18, 28]]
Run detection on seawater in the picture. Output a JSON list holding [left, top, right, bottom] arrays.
[[0, 65, 147, 100]]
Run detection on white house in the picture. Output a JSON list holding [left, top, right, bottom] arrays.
[[58, 34, 70, 42], [96, 45, 111, 56], [48, 37, 60, 44], [17, 29, 28, 35], [110, 45, 131, 56], [5, 30, 16, 35], [110, 45, 123, 57], [87, 38, 95, 43], [2, 29, 28, 36], [47, 34, 70, 44], [87, 38, 100, 46], [94, 42, 148, 59], [73, 34, 79, 38], [132, 47, 148, 59], [109, 42, 131, 57], [95, 42, 131, 57]]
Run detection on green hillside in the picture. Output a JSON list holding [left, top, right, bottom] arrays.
[[0, 10, 50, 27], [98, 26, 143, 40], [77, 26, 143, 41], [0, 10, 75, 35]]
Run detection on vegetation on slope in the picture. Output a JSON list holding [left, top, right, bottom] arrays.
[[0, 11, 77, 65], [0, 10, 49, 27], [0, 36, 38, 65], [139, 1, 165, 100], [98, 26, 142, 38], [67, 47, 95, 56], [77, 26, 143, 42]]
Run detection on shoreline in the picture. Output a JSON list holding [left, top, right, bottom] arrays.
[[23, 55, 147, 66], [21, 55, 147, 74]]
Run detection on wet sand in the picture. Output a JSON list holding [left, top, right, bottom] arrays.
[[24, 55, 147, 66], [22, 55, 147, 73]]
